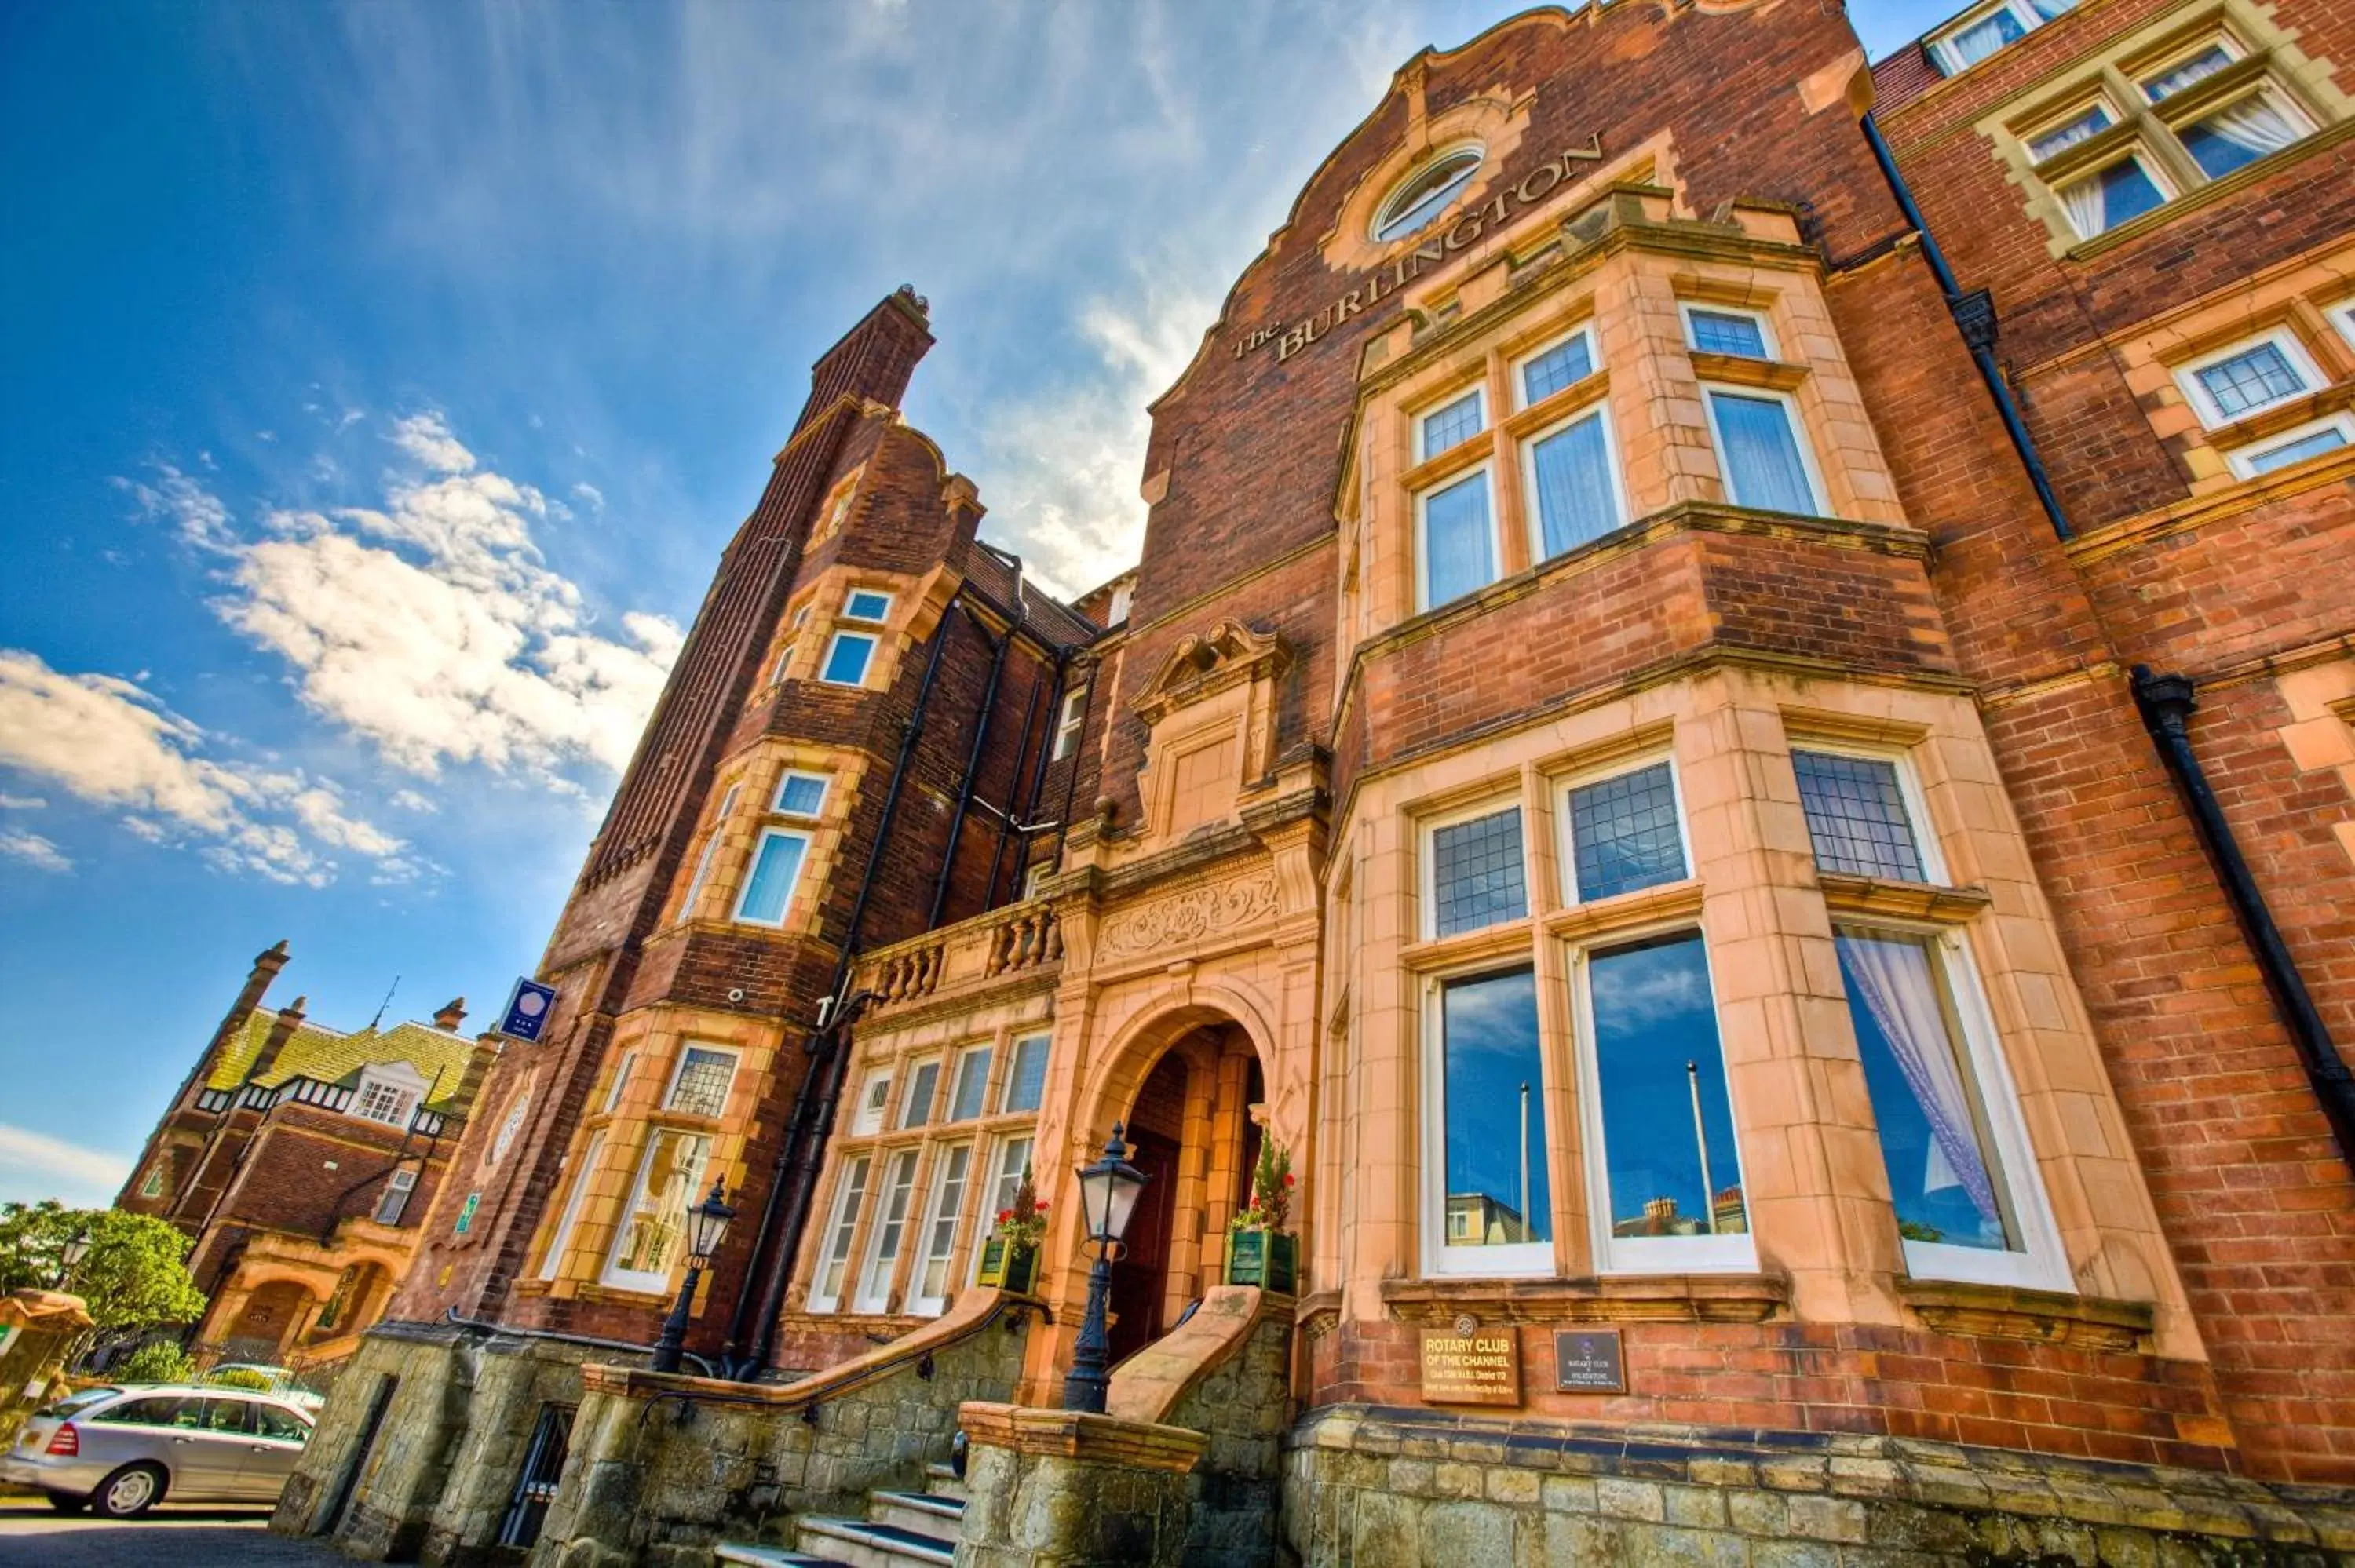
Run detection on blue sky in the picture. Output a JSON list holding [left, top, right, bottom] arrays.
[[0, 0, 1951, 1209]]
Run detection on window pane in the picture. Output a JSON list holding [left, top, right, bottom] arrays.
[[844, 590, 891, 622], [254, 1405, 310, 1442], [904, 1061, 940, 1128], [2195, 343, 2306, 419], [918, 1145, 973, 1301], [988, 1136, 1033, 1221], [1943, 5, 2025, 67], [611, 1131, 710, 1279], [1431, 807, 1526, 938], [1686, 309, 1769, 358], [1376, 149, 1482, 242], [816, 1155, 871, 1305], [2027, 104, 2112, 162], [1708, 392, 1817, 515], [776, 774, 827, 816], [1568, 764, 1687, 902], [1528, 413, 1621, 558], [1835, 928, 2021, 1253], [950, 1049, 992, 1121], [1420, 390, 1484, 459], [1791, 750, 1926, 881], [1003, 1036, 1050, 1112], [2243, 425, 2349, 475], [822, 634, 875, 685], [2141, 43, 2233, 100], [1590, 933, 1747, 1241], [1440, 970, 1550, 1249], [736, 832, 808, 924], [1420, 469, 1495, 607], [859, 1151, 920, 1307], [1521, 335, 1594, 405], [666, 1047, 736, 1118]]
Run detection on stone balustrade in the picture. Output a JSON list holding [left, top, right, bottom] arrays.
[[861, 899, 1061, 1012]]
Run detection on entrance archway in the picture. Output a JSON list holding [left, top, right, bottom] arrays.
[[1104, 1022, 1265, 1366], [225, 1278, 317, 1362]]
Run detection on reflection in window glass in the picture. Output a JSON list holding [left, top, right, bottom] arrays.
[[1420, 390, 1485, 460], [735, 830, 809, 924], [1431, 808, 1526, 938], [608, 1130, 711, 1282], [1568, 764, 1687, 902], [1521, 335, 1594, 406], [2240, 422, 2350, 475], [2141, 44, 2233, 100], [1943, 5, 2027, 67], [666, 1047, 736, 1118], [2027, 103, 2112, 162], [1375, 148, 1483, 243], [2194, 342, 2307, 420], [1835, 928, 2021, 1253], [903, 1060, 940, 1128], [949, 1048, 992, 1121], [1440, 970, 1550, 1249], [2179, 93, 2304, 176], [1420, 469, 1495, 607], [1528, 412, 1620, 558], [1590, 933, 1746, 1241], [812, 1154, 871, 1310], [1686, 309, 1769, 359], [1791, 751, 1926, 881]]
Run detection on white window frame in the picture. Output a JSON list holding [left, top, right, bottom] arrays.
[[1787, 740, 1952, 886], [601, 1129, 710, 1293], [947, 1046, 993, 1122], [1001, 1034, 1051, 1114], [662, 1043, 740, 1119], [539, 1132, 604, 1280], [731, 826, 812, 928], [1053, 687, 1089, 760], [1020, 862, 1049, 901], [1679, 301, 1777, 360], [1416, 385, 1487, 462], [910, 1142, 976, 1315], [2053, 148, 2178, 241], [982, 1135, 1035, 1232], [373, 1167, 418, 1226], [773, 770, 830, 819], [1512, 324, 1600, 410], [1420, 797, 1529, 942], [901, 1057, 943, 1129], [808, 1153, 873, 1313], [1557, 751, 1694, 907], [854, 1149, 921, 1313], [820, 631, 878, 687], [1568, 921, 1758, 1274], [1927, 0, 2065, 76], [1846, 921, 2072, 1291], [2023, 93, 2120, 163], [2174, 328, 2324, 429], [1413, 461, 1502, 613], [2138, 34, 2243, 102], [1421, 965, 1555, 1279], [768, 640, 795, 687], [352, 1063, 428, 1129], [842, 588, 893, 624], [604, 1050, 637, 1115], [2178, 83, 2314, 178], [1517, 400, 1630, 565], [2227, 412, 2355, 479], [1703, 383, 1829, 517], [679, 783, 741, 924], [852, 1070, 893, 1136], [2328, 300, 2355, 352]]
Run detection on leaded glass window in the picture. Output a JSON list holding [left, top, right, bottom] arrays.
[[1430, 807, 1526, 938], [1566, 763, 1687, 902], [1791, 750, 1926, 881]]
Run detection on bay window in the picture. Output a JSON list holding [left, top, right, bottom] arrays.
[[1705, 387, 1824, 516], [1425, 803, 1527, 939], [678, 784, 739, 923], [1681, 304, 1773, 360], [809, 1153, 871, 1312], [603, 1129, 711, 1292], [663, 1044, 738, 1119], [1562, 758, 1689, 904], [948, 1046, 992, 1121], [1002, 1034, 1050, 1113], [1791, 748, 1936, 882], [854, 1150, 920, 1312], [1426, 968, 1551, 1274], [538, 1131, 602, 1280], [1416, 466, 1498, 610], [1515, 326, 1596, 408], [820, 631, 878, 686], [1420, 388, 1484, 459], [774, 770, 829, 818], [732, 828, 810, 925], [911, 1143, 975, 1315], [1522, 407, 1623, 560]]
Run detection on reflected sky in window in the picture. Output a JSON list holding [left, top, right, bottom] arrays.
[[1590, 933, 1745, 1238], [1440, 968, 1550, 1246]]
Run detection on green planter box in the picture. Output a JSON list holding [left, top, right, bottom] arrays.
[[977, 1238, 1039, 1294], [1225, 1229, 1298, 1293]]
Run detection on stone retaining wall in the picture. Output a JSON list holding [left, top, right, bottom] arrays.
[[1281, 1404, 2355, 1568]]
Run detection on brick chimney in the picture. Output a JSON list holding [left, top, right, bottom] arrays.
[[448, 1032, 502, 1116], [433, 997, 467, 1032], [182, 939, 291, 1110], [244, 995, 309, 1088]]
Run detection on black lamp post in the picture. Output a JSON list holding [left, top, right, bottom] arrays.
[[1061, 1122, 1149, 1414], [650, 1178, 736, 1375], [55, 1229, 91, 1291]]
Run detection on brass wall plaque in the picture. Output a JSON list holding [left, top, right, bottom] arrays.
[[1553, 1328, 1627, 1393], [1419, 1324, 1522, 1406]]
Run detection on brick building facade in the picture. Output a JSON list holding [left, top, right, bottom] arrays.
[[276, 0, 2355, 1561]]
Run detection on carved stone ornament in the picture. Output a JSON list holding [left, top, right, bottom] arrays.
[[1134, 621, 1292, 728], [1098, 870, 1280, 959]]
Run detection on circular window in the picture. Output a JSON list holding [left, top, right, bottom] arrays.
[[1371, 144, 1485, 243]]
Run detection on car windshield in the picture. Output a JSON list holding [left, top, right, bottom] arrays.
[[35, 1387, 122, 1418]]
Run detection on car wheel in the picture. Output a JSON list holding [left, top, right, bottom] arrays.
[[92, 1462, 166, 1519], [44, 1492, 89, 1514]]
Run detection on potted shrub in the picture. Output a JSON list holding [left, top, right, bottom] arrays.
[[976, 1167, 1046, 1295], [1224, 1136, 1298, 1293]]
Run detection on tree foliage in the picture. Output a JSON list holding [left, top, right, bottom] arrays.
[[115, 1341, 199, 1384], [0, 1202, 208, 1333]]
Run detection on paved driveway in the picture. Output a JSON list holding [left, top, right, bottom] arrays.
[[0, 1498, 345, 1567]]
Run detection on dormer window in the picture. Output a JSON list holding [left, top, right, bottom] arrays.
[[1927, 0, 2074, 76], [352, 1065, 427, 1129]]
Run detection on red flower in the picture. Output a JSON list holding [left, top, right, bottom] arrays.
[[1283, 1173, 1295, 1187]]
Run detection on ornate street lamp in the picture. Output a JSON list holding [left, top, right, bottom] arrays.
[[1061, 1122, 1149, 1414], [55, 1229, 92, 1290], [650, 1178, 736, 1375]]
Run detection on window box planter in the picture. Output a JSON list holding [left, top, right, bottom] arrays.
[[977, 1238, 1039, 1295], [1225, 1229, 1298, 1293]]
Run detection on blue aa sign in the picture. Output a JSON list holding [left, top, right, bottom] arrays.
[[498, 978, 559, 1042]]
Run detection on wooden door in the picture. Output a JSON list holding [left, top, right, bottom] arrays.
[[1106, 1128, 1181, 1366]]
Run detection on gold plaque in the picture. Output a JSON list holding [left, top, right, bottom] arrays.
[[1419, 1324, 1522, 1407]]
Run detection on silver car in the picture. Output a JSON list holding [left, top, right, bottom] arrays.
[[2, 1384, 315, 1516]]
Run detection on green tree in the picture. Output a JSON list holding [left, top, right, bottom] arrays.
[[0, 1202, 207, 1333]]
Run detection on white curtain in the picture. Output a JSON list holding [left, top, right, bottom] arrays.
[[2058, 173, 2109, 239], [2201, 95, 2302, 155], [1711, 393, 1816, 515], [1531, 414, 1619, 557], [1837, 932, 2003, 1227]]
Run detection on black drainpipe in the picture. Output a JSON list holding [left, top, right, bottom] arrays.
[[2131, 666, 2355, 1174], [928, 603, 1012, 928], [1861, 111, 2074, 542], [725, 595, 959, 1377], [983, 664, 1050, 909]]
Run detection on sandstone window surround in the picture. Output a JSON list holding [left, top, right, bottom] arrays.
[[537, 1129, 604, 1282], [662, 1043, 740, 1121], [2155, 309, 2355, 482], [760, 603, 813, 695], [909, 1141, 977, 1315], [371, 1167, 417, 1227], [947, 1045, 993, 1122], [1992, 3, 2349, 255], [675, 783, 740, 924], [900, 1057, 943, 1129], [810, 466, 863, 545], [2173, 327, 2328, 428], [1372, 142, 1487, 245], [807, 1150, 873, 1312], [685, 749, 851, 934], [1927, 0, 2077, 78]]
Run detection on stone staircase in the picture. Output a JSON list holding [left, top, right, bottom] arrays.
[[715, 1460, 966, 1568]]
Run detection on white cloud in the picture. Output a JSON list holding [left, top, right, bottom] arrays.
[[0, 1123, 133, 1209], [390, 410, 476, 475], [0, 830, 71, 873], [571, 482, 604, 512], [115, 465, 236, 551], [390, 788, 437, 813], [0, 794, 46, 810], [0, 648, 407, 887]]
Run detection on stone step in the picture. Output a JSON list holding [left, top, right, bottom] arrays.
[[869, 1488, 964, 1537], [714, 1545, 853, 1568], [922, 1461, 968, 1504], [794, 1515, 958, 1568]]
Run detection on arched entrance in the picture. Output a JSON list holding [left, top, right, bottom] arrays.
[[1105, 1022, 1265, 1366], [224, 1278, 317, 1362]]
